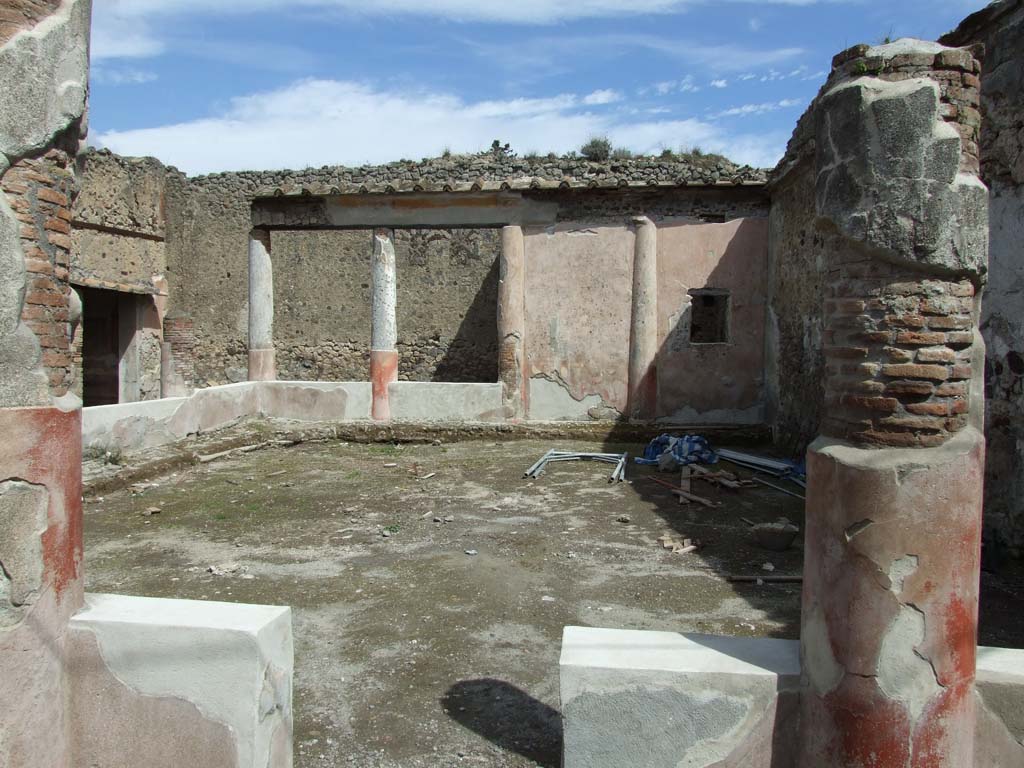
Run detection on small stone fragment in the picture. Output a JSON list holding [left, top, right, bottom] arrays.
[[465, 549, 478, 556], [616, 515, 631, 524], [141, 507, 161, 516]]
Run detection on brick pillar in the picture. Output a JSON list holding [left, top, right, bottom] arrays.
[[161, 311, 195, 397], [370, 229, 398, 421], [797, 42, 988, 767]]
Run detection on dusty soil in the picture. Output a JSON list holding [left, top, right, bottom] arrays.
[[81, 435, 1024, 767]]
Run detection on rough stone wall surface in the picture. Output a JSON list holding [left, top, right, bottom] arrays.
[[212, 152, 767, 195], [393, 227, 499, 383], [944, 0, 1024, 553], [765, 167, 827, 451], [529, 187, 768, 224], [71, 152, 168, 290], [270, 228, 371, 382]]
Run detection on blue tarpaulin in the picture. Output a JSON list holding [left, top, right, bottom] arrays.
[[634, 435, 718, 467]]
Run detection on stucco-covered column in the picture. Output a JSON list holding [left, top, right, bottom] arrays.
[[627, 216, 658, 421], [797, 41, 988, 767], [371, 228, 398, 421], [498, 225, 527, 419], [247, 228, 276, 381]]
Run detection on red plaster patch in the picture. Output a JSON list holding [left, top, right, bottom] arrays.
[[825, 677, 912, 768]]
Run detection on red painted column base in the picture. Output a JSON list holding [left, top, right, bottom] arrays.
[[0, 405, 84, 768], [248, 348, 276, 382], [799, 428, 983, 767], [371, 350, 398, 421]]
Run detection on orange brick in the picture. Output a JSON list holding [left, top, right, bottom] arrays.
[[949, 365, 972, 381], [44, 217, 70, 235], [906, 401, 954, 417], [897, 331, 947, 346], [881, 364, 949, 381], [35, 187, 68, 207], [927, 315, 972, 330], [886, 380, 935, 396], [886, 314, 926, 329], [24, 258, 53, 275], [842, 395, 899, 413], [916, 347, 956, 364], [936, 381, 968, 397], [24, 290, 64, 307], [48, 232, 71, 250]]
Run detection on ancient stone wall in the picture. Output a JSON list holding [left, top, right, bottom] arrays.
[[393, 227, 500, 383], [140, 160, 769, 388], [769, 41, 987, 450], [72, 150, 169, 291], [943, 0, 1024, 554]]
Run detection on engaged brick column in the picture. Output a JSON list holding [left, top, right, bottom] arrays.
[[370, 229, 398, 421], [498, 225, 526, 419], [627, 216, 658, 421], [161, 311, 195, 397], [247, 228, 276, 381], [1, 149, 76, 396], [797, 41, 988, 768]]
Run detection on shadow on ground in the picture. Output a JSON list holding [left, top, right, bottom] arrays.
[[442, 679, 562, 768]]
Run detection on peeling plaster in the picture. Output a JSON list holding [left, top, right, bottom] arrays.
[[0, 480, 50, 627], [878, 604, 944, 724], [528, 374, 609, 421], [802, 602, 845, 696]]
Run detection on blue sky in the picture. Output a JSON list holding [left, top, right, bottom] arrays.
[[89, 0, 990, 175]]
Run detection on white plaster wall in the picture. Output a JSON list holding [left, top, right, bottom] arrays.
[[388, 381, 503, 423]]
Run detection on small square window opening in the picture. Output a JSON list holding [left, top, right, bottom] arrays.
[[689, 290, 730, 344]]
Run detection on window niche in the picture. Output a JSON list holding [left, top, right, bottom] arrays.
[[688, 289, 730, 344]]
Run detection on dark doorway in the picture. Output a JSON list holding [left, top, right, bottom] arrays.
[[81, 287, 123, 406]]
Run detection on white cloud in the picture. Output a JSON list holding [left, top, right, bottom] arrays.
[[646, 75, 701, 97], [95, 0, 856, 29], [94, 77, 787, 174], [712, 98, 804, 118], [92, 0, 840, 59], [748, 17, 763, 31], [583, 89, 623, 105], [710, 79, 728, 88], [91, 67, 159, 85]]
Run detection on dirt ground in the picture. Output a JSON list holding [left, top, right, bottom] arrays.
[[82, 433, 1024, 767]]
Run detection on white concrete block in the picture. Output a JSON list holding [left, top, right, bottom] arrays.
[[70, 593, 293, 768], [559, 627, 800, 768]]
